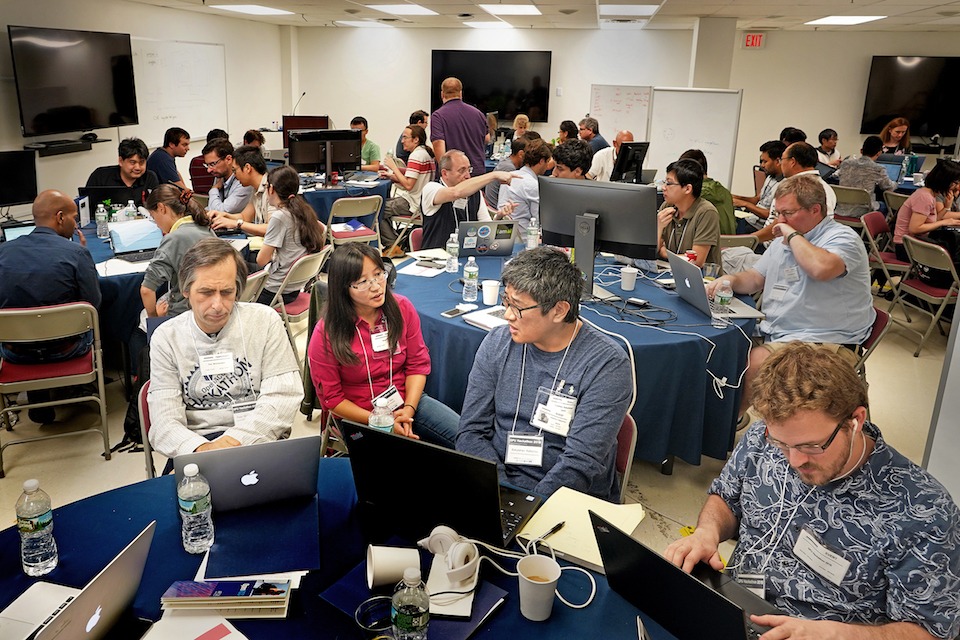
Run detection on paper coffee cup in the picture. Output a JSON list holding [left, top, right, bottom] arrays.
[[517, 554, 561, 621], [620, 266, 639, 292], [482, 280, 500, 306], [913, 172, 924, 185], [366, 545, 420, 589]]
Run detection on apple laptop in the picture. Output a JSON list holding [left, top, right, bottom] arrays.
[[876, 161, 904, 184], [340, 420, 542, 547], [666, 251, 764, 321], [0, 521, 155, 640], [109, 219, 163, 263], [457, 220, 516, 257], [174, 436, 320, 512], [462, 305, 508, 331], [590, 512, 781, 640]]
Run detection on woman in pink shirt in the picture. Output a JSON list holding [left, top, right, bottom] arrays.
[[307, 243, 458, 447], [893, 159, 960, 261]]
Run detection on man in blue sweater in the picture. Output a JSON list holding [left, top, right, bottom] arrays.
[[457, 247, 632, 502]]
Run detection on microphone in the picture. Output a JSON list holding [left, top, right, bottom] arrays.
[[293, 91, 306, 115]]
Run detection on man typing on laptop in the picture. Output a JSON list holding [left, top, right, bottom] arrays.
[[665, 344, 960, 640], [148, 239, 302, 459], [456, 247, 631, 502]]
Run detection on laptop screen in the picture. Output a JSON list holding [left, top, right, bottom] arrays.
[[877, 161, 903, 184], [2, 225, 35, 242], [109, 219, 162, 254]]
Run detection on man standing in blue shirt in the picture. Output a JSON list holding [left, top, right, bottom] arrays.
[[0, 190, 101, 423], [147, 127, 190, 189]]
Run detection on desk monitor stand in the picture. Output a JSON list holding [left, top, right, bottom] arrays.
[[574, 212, 618, 301]]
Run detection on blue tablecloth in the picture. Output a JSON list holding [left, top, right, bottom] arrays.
[[302, 180, 391, 226], [0, 458, 678, 639], [393, 257, 756, 465], [80, 226, 145, 345]]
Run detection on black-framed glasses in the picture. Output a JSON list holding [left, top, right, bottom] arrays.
[[350, 271, 388, 291], [500, 295, 540, 319], [764, 419, 847, 456], [203, 158, 223, 169]]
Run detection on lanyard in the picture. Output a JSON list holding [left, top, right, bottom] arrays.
[[356, 319, 393, 402], [509, 320, 580, 434]]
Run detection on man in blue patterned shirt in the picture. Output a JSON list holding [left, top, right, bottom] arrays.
[[666, 343, 960, 639]]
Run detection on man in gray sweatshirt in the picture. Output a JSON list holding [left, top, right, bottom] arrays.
[[147, 239, 302, 459], [456, 247, 632, 502]]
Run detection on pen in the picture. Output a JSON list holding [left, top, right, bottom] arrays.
[[541, 521, 565, 541], [637, 615, 648, 640]]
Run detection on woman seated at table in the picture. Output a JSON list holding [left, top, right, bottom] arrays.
[[512, 114, 529, 140], [893, 159, 960, 285], [255, 165, 326, 305], [880, 117, 911, 155], [380, 125, 436, 251], [307, 243, 459, 448]]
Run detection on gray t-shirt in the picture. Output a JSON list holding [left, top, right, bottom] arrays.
[[262, 209, 308, 294]]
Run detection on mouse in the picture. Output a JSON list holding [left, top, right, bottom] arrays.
[[80, 133, 98, 142]]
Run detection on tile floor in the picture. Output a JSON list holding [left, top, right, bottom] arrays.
[[0, 304, 949, 560]]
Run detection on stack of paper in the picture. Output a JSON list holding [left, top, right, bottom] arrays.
[[161, 580, 291, 619]]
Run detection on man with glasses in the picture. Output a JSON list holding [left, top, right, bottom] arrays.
[[577, 117, 609, 153], [209, 145, 274, 242], [203, 137, 253, 216], [655, 158, 722, 268], [85, 137, 160, 206], [457, 247, 631, 501], [707, 174, 874, 422], [666, 343, 960, 640], [419, 150, 518, 250]]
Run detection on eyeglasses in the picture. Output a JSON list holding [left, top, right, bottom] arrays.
[[203, 158, 223, 169], [777, 207, 807, 218], [400, 135, 413, 141], [500, 295, 540, 319], [659, 180, 681, 188], [350, 271, 388, 291], [764, 419, 847, 456], [453, 165, 474, 175]]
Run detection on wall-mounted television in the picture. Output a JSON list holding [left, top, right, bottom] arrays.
[[861, 56, 960, 138], [8, 25, 139, 137], [430, 50, 551, 122]]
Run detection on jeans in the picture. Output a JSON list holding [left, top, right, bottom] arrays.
[[411, 394, 460, 449], [0, 330, 94, 364]]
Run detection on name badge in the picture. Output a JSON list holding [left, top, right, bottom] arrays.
[[232, 397, 257, 429], [371, 330, 390, 353], [454, 197, 468, 211], [505, 433, 544, 467], [792, 527, 851, 586], [530, 386, 577, 437], [767, 283, 789, 302], [783, 265, 800, 283], [373, 384, 404, 412], [737, 573, 766, 599], [199, 351, 234, 377]]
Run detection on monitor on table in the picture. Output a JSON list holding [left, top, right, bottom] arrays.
[[0, 150, 38, 207], [537, 176, 659, 299], [610, 141, 650, 183], [288, 129, 362, 181]]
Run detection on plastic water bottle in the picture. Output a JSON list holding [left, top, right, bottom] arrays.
[[95, 204, 109, 239], [527, 216, 540, 250], [392, 567, 430, 640], [125, 199, 138, 221], [504, 138, 512, 158], [713, 279, 734, 329], [368, 397, 395, 433], [463, 257, 479, 302], [901, 155, 910, 181], [17, 479, 58, 576], [177, 463, 214, 554], [445, 233, 459, 273]]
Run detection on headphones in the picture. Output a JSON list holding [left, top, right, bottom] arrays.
[[418, 526, 480, 585], [851, 419, 859, 433]]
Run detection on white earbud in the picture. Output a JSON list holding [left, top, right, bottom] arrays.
[[851, 419, 859, 433]]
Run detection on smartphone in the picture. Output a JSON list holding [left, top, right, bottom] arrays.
[[441, 307, 469, 318]]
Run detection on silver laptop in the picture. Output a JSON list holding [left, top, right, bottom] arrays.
[[174, 437, 320, 512], [457, 220, 516, 257], [109, 219, 163, 262], [667, 251, 764, 321], [0, 521, 155, 640], [462, 305, 508, 331]]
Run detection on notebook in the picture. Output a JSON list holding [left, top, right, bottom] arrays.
[[174, 436, 320, 513], [109, 219, 163, 262], [339, 420, 543, 547], [667, 252, 765, 321], [457, 220, 516, 257], [462, 305, 508, 331], [0, 521, 156, 640], [590, 512, 782, 640]]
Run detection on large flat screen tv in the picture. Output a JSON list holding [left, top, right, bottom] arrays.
[[430, 50, 551, 122], [8, 25, 139, 137], [861, 56, 960, 138]]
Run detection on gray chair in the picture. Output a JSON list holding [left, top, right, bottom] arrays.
[[720, 234, 758, 250], [891, 235, 960, 356]]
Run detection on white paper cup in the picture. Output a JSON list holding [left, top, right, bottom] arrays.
[[913, 172, 924, 185], [366, 545, 420, 589], [517, 554, 561, 621], [620, 266, 639, 292], [482, 280, 500, 306]]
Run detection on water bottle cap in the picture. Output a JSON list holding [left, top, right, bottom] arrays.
[[23, 479, 39, 493], [184, 463, 199, 477], [402, 567, 421, 585], [374, 397, 389, 408]]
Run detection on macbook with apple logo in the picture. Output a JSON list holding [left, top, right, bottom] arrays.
[[173, 437, 320, 512], [0, 521, 155, 640]]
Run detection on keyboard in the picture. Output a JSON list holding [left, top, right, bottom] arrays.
[[501, 507, 525, 541], [117, 250, 156, 263], [35, 595, 74, 635]]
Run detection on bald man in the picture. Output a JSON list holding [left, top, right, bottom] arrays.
[[430, 77, 489, 176], [0, 190, 101, 422], [587, 130, 633, 182]]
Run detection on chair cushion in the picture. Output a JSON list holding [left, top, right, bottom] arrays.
[[877, 252, 908, 267], [280, 292, 311, 317], [900, 277, 958, 299], [0, 352, 94, 384], [331, 226, 374, 240]]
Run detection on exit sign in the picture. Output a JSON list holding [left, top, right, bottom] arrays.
[[743, 33, 766, 48]]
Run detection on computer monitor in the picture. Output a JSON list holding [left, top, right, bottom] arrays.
[[281, 115, 329, 148], [0, 150, 38, 207], [610, 142, 650, 183], [288, 129, 362, 183], [538, 176, 659, 298]]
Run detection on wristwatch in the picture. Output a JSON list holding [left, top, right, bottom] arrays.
[[236, 219, 243, 231], [786, 231, 803, 245]]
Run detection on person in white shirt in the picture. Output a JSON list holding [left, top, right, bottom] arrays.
[[587, 130, 633, 182], [380, 125, 436, 250], [816, 128, 842, 167]]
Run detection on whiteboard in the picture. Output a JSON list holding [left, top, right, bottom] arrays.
[[924, 321, 960, 500], [128, 38, 228, 148], [646, 87, 742, 187], [588, 85, 651, 140]]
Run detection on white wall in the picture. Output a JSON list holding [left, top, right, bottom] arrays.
[[295, 27, 693, 153], [0, 0, 284, 219]]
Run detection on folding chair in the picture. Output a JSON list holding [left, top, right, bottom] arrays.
[[325, 195, 384, 252], [0, 303, 110, 477], [855, 308, 890, 420], [891, 235, 960, 357], [138, 380, 156, 479], [410, 228, 424, 252], [752, 165, 766, 197], [385, 209, 422, 256], [720, 235, 758, 250], [830, 185, 872, 232], [269, 248, 332, 366], [615, 414, 638, 504], [862, 211, 910, 309], [239, 269, 269, 303], [883, 190, 909, 225]]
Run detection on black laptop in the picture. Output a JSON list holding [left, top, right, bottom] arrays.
[[340, 421, 542, 547], [590, 511, 782, 640]]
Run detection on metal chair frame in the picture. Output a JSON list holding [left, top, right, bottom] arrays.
[[890, 235, 960, 356]]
